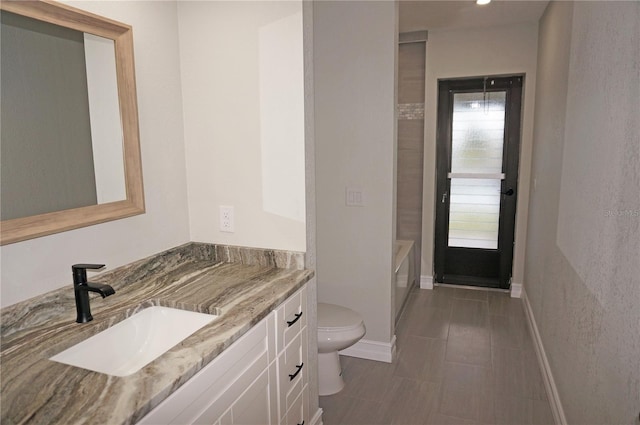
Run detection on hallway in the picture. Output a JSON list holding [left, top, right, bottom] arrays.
[[320, 286, 554, 424]]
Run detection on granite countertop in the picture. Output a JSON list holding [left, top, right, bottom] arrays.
[[0, 243, 313, 425]]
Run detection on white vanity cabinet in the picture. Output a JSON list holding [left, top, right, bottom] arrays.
[[138, 285, 308, 425]]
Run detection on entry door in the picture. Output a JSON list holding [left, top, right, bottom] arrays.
[[434, 76, 523, 289]]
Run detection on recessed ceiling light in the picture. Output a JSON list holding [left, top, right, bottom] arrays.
[[477, 0, 491, 5]]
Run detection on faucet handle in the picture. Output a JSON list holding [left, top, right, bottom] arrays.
[[72, 264, 105, 285], [72, 264, 105, 271]]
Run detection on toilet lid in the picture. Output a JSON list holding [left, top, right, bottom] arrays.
[[317, 303, 364, 331]]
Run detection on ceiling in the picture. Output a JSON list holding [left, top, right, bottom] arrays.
[[399, 0, 550, 33]]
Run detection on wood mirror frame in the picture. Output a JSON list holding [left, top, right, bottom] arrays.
[[0, 0, 144, 245]]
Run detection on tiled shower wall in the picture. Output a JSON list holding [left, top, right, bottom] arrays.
[[397, 41, 426, 279]]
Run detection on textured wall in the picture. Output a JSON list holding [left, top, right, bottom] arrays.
[[525, 1, 640, 423]]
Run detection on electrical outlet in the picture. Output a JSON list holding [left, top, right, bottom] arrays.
[[219, 206, 234, 233]]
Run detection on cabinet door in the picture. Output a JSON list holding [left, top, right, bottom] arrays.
[[218, 364, 277, 425], [284, 385, 309, 425]]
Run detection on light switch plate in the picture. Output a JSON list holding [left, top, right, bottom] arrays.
[[346, 187, 364, 207]]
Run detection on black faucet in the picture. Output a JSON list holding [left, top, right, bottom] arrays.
[[72, 264, 115, 323]]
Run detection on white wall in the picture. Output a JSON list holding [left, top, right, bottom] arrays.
[[421, 23, 539, 286], [301, 0, 320, 417], [177, 1, 306, 253], [314, 1, 397, 345], [0, 1, 191, 308], [525, 2, 640, 423]]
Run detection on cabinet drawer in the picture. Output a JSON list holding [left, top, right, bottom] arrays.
[[284, 385, 309, 425], [278, 328, 308, 417], [275, 287, 307, 353]]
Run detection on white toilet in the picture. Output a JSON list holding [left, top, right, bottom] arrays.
[[317, 303, 366, 396]]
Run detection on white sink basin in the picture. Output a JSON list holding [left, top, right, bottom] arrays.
[[50, 306, 217, 376]]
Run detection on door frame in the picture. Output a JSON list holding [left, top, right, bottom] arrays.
[[434, 75, 523, 289]]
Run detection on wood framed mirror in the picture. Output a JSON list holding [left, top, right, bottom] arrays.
[[0, 0, 144, 245]]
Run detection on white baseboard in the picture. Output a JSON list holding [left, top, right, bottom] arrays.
[[339, 336, 396, 363], [522, 288, 567, 425], [510, 282, 522, 298], [310, 407, 323, 425], [420, 274, 434, 289]]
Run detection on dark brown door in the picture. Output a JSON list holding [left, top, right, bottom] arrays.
[[434, 76, 523, 289]]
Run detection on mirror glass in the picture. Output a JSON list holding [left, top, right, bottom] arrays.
[[1, 11, 126, 221], [0, 1, 144, 245]]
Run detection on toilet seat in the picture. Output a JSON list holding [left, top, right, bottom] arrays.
[[317, 303, 364, 331]]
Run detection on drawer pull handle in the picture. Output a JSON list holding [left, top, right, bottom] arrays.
[[286, 312, 303, 327], [289, 363, 304, 381], [298, 421, 305, 425]]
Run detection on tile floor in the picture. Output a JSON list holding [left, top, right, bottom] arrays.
[[319, 286, 555, 425]]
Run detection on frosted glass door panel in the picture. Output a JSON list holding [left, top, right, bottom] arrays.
[[451, 92, 506, 174], [448, 178, 500, 249]]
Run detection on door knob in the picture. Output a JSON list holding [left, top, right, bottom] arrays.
[[501, 188, 514, 196]]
